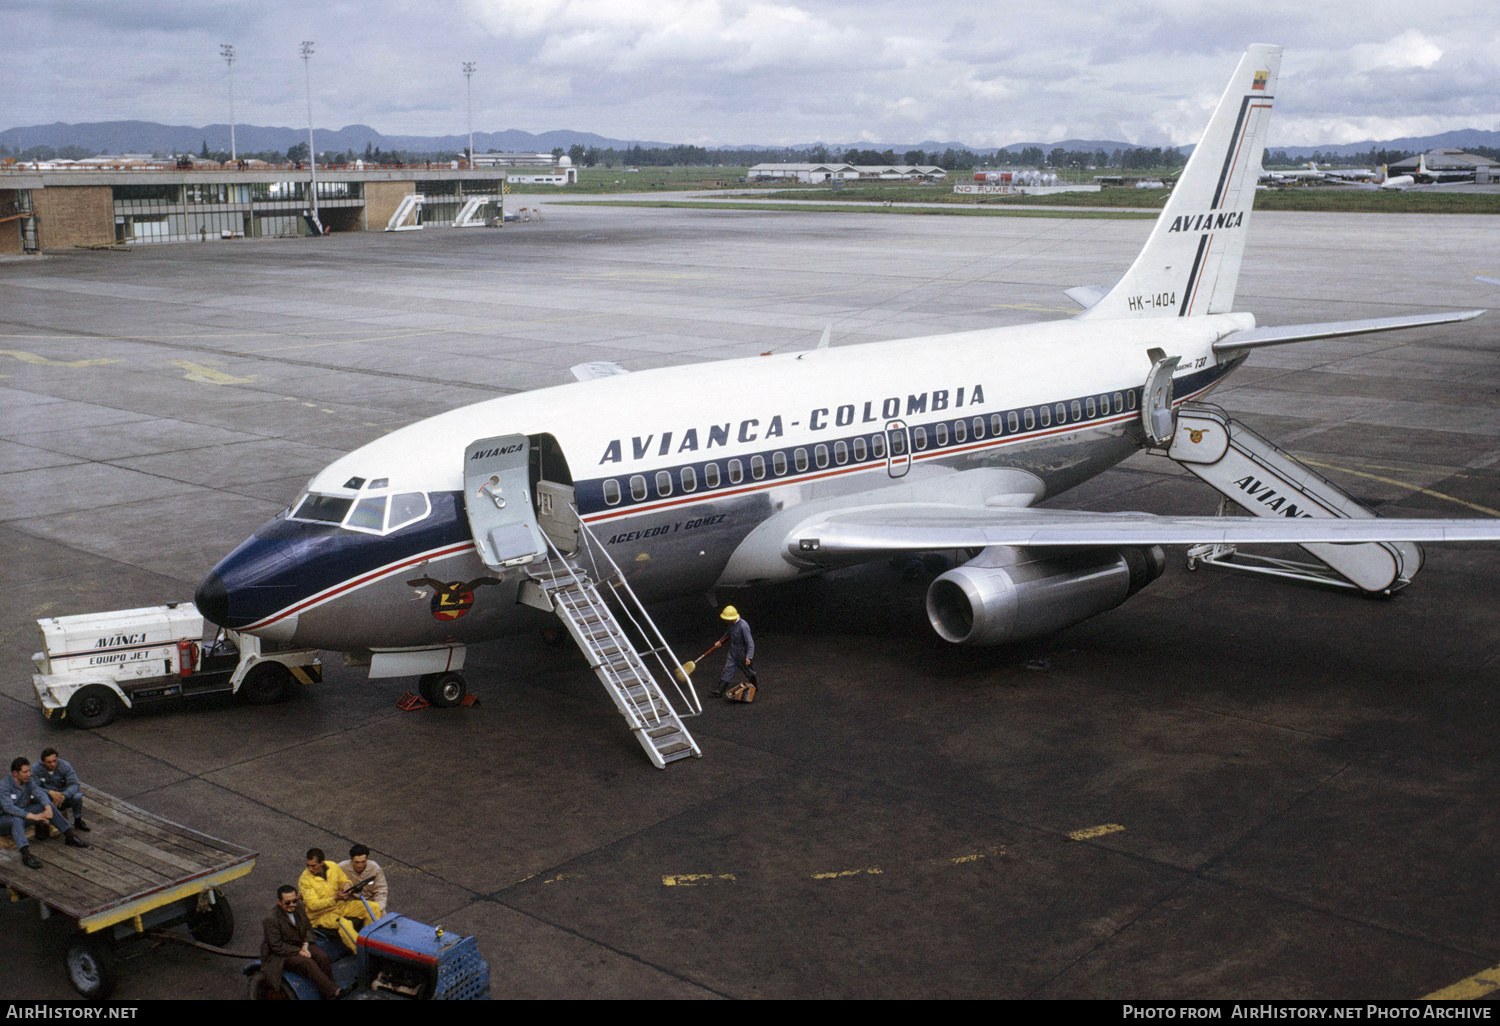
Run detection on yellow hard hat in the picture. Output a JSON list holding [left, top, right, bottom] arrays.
[[720, 605, 740, 621]]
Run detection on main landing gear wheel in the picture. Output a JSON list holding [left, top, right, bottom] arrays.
[[67, 684, 121, 729], [65, 937, 116, 999], [418, 671, 467, 708]]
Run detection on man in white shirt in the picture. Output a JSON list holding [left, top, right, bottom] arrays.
[[338, 843, 389, 911]]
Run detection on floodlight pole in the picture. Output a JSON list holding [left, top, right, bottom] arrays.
[[220, 44, 236, 161], [301, 41, 320, 231], [463, 62, 476, 169]]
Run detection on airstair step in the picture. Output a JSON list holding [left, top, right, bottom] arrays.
[[538, 527, 699, 767]]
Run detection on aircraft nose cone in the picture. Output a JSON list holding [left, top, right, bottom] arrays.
[[195, 570, 229, 628]]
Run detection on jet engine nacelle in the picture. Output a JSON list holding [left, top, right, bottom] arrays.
[[925, 544, 1166, 645]]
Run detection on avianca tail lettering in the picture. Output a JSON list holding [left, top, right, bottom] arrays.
[[196, 45, 1493, 693]]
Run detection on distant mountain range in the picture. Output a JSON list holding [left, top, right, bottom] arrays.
[[0, 121, 678, 156], [3, 120, 1496, 160]]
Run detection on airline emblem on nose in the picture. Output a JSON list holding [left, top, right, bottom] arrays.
[[407, 576, 502, 621], [1188, 428, 1209, 443]]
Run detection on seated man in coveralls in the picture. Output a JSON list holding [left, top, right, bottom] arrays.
[[299, 847, 382, 953], [2, 756, 88, 870]]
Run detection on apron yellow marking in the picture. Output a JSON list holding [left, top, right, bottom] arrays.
[[1424, 964, 1500, 1000], [168, 360, 256, 385], [811, 867, 883, 879], [0, 349, 121, 368], [662, 874, 737, 886], [1067, 824, 1125, 841], [1301, 458, 1500, 517]]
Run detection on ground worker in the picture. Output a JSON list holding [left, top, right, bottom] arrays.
[[712, 606, 756, 698], [298, 847, 381, 953]]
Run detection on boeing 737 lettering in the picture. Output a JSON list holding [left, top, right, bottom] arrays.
[[194, 45, 1496, 766]]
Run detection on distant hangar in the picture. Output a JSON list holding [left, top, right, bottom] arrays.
[[748, 163, 947, 183]]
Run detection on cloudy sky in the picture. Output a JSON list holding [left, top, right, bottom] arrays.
[[6, 0, 1498, 148]]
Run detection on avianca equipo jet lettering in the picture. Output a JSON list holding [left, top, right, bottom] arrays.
[[196, 44, 1493, 709]]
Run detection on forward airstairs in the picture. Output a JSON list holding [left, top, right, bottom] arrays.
[[1161, 401, 1422, 593], [521, 521, 702, 769]]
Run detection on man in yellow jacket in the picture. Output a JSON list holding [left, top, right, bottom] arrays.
[[298, 846, 382, 952]]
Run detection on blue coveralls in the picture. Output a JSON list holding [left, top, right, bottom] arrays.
[[2, 772, 72, 849], [719, 618, 756, 686], [33, 759, 83, 822]]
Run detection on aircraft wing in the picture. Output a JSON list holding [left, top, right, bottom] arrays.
[[787, 504, 1500, 561], [571, 361, 630, 381], [1213, 309, 1484, 353]]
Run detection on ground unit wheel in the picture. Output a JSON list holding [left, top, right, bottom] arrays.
[[65, 937, 116, 1000], [188, 890, 234, 947], [419, 671, 466, 708], [238, 662, 293, 705], [246, 968, 299, 1000], [67, 685, 121, 729]]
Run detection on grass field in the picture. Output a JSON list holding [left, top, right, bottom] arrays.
[[563, 166, 752, 193], [556, 199, 1157, 219], [542, 166, 1500, 212], [756, 183, 1500, 214]]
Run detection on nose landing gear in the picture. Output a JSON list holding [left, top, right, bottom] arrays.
[[417, 671, 467, 708]]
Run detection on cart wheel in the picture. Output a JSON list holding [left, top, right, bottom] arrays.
[[66, 937, 116, 1000], [188, 890, 234, 947], [67, 685, 120, 729], [239, 662, 294, 705], [419, 671, 466, 708], [246, 969, 299, 1000]]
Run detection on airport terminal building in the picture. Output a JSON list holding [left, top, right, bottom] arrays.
[[0, 164, 512, 253]]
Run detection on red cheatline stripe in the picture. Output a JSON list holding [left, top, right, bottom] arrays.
[[245, 540, 474, 630]]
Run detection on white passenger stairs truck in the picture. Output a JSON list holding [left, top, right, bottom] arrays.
[[452, 197, 490, 228], [464, 434, 702, 768], [1160, 400, 1422, 593], [384, 194, 423, 231]]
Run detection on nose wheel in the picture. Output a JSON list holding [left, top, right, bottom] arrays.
[[417, 671, 467, 707]]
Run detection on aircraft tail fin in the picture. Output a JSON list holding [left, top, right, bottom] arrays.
[[1081, 44, 1282, 321]]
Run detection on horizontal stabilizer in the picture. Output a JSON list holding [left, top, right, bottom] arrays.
[[1064, 286, 1111, 309], [1214, 309, 1484, 353], [788, 504, 1500, 560], [571, 361, 630, 381]]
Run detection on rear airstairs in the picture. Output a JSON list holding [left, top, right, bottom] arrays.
[[520, 517, 702, 769], [1162, 401, 1422, 593]]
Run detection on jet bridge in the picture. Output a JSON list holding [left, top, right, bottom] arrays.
[[1160, 402, 1422, 593]]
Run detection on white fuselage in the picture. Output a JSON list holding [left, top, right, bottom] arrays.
[[199, 312, 1251, 654]]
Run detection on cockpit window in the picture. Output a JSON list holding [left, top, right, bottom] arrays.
[[289, 490, 431, 534], [347, 497, 387, 531], [292, 493, 354, 524], [386, 492, 431, 531]]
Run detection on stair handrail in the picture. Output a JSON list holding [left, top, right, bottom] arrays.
[[538, 534, 663, 729], [571, 506, 702, 716]]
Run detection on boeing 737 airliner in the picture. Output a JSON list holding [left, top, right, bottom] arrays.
[[193, 45, 1494, 729]]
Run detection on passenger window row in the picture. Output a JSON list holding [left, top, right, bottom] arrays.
[[599, 389, 1139, 506]]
